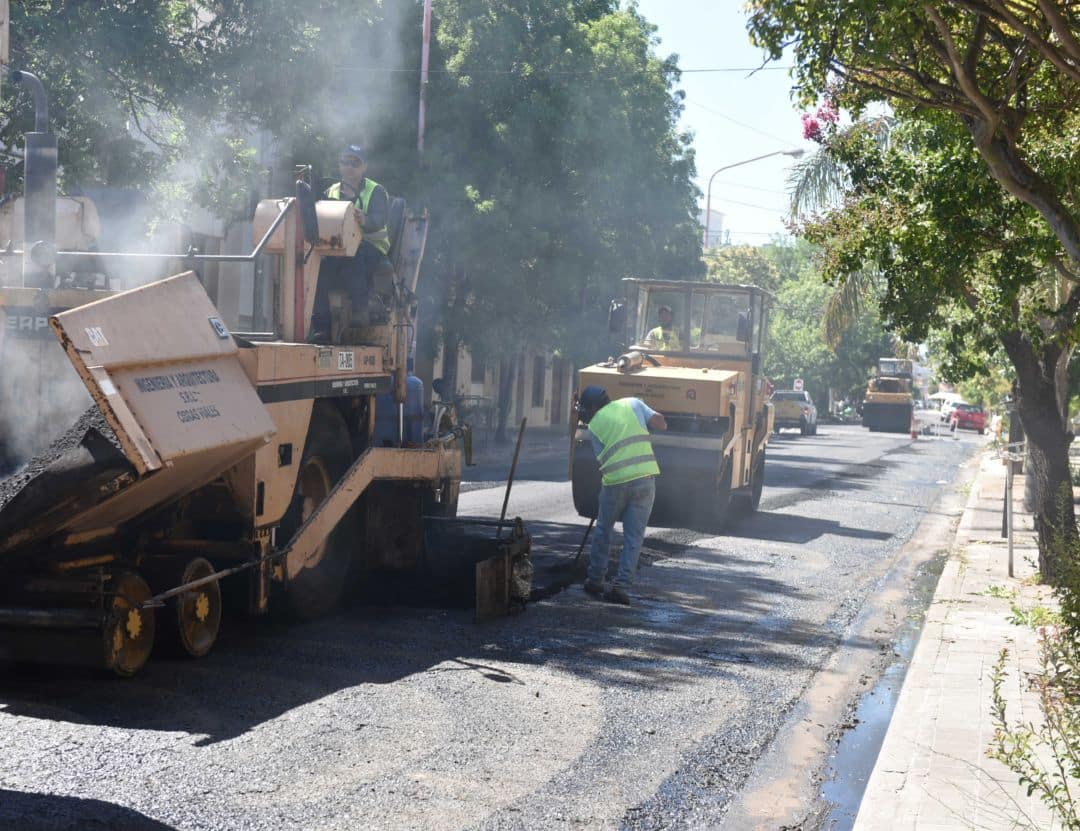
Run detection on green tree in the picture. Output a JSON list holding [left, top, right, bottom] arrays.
[[412, 1, 700, 436], [760, 239, 893, 411], [749, 1, 1080, 567], [5, 2, 422, 219], [704, 245, 780, 293], [6, 2, 700, 444]]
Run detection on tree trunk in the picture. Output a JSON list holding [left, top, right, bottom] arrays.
[[438, 264, 468, 400], [494, 357, 517, 445], [1004, 335, 1078, 579]]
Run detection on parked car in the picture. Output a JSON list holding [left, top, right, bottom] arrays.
[[951, 403, 986, 434], [940, 398, 969, 422], [771, 390, 818, 436]]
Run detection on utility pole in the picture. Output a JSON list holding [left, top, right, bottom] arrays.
[[0, 0, 9, 101], [417, 0, 433, 156]]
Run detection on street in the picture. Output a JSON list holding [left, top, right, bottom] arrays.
[[0, 425, 982, 830]]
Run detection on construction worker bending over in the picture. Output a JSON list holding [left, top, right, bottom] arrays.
[[577, 385, 667, 606], [310, 144, 393, 341]]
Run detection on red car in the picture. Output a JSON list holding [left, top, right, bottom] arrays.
[[951, 403, 986, 434]]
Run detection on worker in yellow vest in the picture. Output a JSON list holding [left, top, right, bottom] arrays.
[[577, 385, 667, 605], [310, 144, 393, 341], [643, 305, 681, 351]]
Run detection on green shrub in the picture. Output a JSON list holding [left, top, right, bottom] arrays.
[[990, 631, 1080, 828], [989, 525, 1080, 828]]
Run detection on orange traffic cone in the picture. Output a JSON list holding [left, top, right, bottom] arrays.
[[910, 412, 919, 440]]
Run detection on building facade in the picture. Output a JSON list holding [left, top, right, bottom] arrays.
[[431, 345, 575, 432]]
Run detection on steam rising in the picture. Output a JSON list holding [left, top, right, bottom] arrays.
[[1, 6, 418, 469]]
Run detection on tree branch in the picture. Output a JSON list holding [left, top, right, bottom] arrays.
[[949, 0, 1080, 85], [924, 4, 1003, 129], [1035, 0, 1080, 67]]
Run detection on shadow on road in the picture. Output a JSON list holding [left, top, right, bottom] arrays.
[[727, 511, 893, 544], [0, 790, 176, 831], [0, 514, 869, 746]]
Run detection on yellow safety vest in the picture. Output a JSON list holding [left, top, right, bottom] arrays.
[[589, 398, 661, 486], [327, 177, 390, 255], [646, 325, 681, 350]]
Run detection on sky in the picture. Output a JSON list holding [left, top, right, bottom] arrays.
[[632, 0, 816, 246]]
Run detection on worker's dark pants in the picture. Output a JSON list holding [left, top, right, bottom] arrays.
[[311, 241, 386, 336]]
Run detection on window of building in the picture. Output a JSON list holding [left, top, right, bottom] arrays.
[[532, 356, 546, 408], [471, 356, 486, 384]]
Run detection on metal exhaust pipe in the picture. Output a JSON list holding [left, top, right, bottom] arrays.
[[12, 69, 57, 288]]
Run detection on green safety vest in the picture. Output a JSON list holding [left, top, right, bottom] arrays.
[[589, 398, 661, 486], [326, 177, 391, 255]]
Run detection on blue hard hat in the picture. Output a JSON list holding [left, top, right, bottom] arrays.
[[579, 385, 608, 409], [341, 144, 365, 160]]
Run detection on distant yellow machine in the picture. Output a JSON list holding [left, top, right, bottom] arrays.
[[862, 358, 915, 433], [570, 278, 773, 528]]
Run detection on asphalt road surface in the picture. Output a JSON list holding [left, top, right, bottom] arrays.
[[0, 424, 983, 830]]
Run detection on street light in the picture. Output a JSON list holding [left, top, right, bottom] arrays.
[[703, 148, 806, 249]]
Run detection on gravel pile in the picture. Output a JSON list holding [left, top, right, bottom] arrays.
[[0, 407, 130, 546]]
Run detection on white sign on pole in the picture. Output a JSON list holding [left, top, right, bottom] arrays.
[[793, 378, 804, 392]]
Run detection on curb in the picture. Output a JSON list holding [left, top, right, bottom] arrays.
[[851, 450, 1053, 830]]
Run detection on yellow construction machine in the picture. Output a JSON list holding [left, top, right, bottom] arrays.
[[861, 358, 915, 433], [570, 278, 772, 528], [0, 72, 528, 676]]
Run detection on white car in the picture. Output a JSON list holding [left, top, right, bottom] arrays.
[[940, 399, 969, 422]]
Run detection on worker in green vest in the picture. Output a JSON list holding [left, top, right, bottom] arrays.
[[577, 385, 667, 605], [310, 144, 393, 341], [643, 305, 681, 351]]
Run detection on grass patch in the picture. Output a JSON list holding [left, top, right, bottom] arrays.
[[983, 584, 1018, 601]]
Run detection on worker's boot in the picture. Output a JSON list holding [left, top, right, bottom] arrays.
[[583, 579, 604, 599], [603, 586, 631, 606]]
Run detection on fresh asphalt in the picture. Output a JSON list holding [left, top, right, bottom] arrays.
[[0, 425, 982, 830]]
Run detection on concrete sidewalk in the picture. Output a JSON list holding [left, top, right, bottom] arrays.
[[853, 451, 1059, 829]]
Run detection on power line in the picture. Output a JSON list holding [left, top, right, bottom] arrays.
[[683, 66, 793, 73], [332, 64, 793, 76], [712, 180, 786, 196], [685, 100, 799, 149], [724, 229, 791, 237], [714, 196, 789, 213]]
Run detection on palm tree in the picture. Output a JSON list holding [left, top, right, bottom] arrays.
[[787, 116, 892, 347]]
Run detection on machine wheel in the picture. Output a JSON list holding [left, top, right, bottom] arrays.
[[734, 450, 766, 515], [103, 571, 156, 677], [571, 444, 601, 519], [153, 557, 222, 659], [708, 458, 733, 529], [281, 404, 356, 620], [773, 425, 781, 435]]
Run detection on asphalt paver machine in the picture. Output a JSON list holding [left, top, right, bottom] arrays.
[[0, 73, 530, 675]]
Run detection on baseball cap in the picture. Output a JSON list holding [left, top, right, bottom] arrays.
[[341, 144, 365, 160], [579, 385, 609, 410]]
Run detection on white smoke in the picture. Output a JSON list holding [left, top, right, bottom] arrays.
[[0, 316, 92, 469]]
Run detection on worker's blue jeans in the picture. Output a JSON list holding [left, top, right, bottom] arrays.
[[587, 476, 656, 592], [311, 241, 388, 334]]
